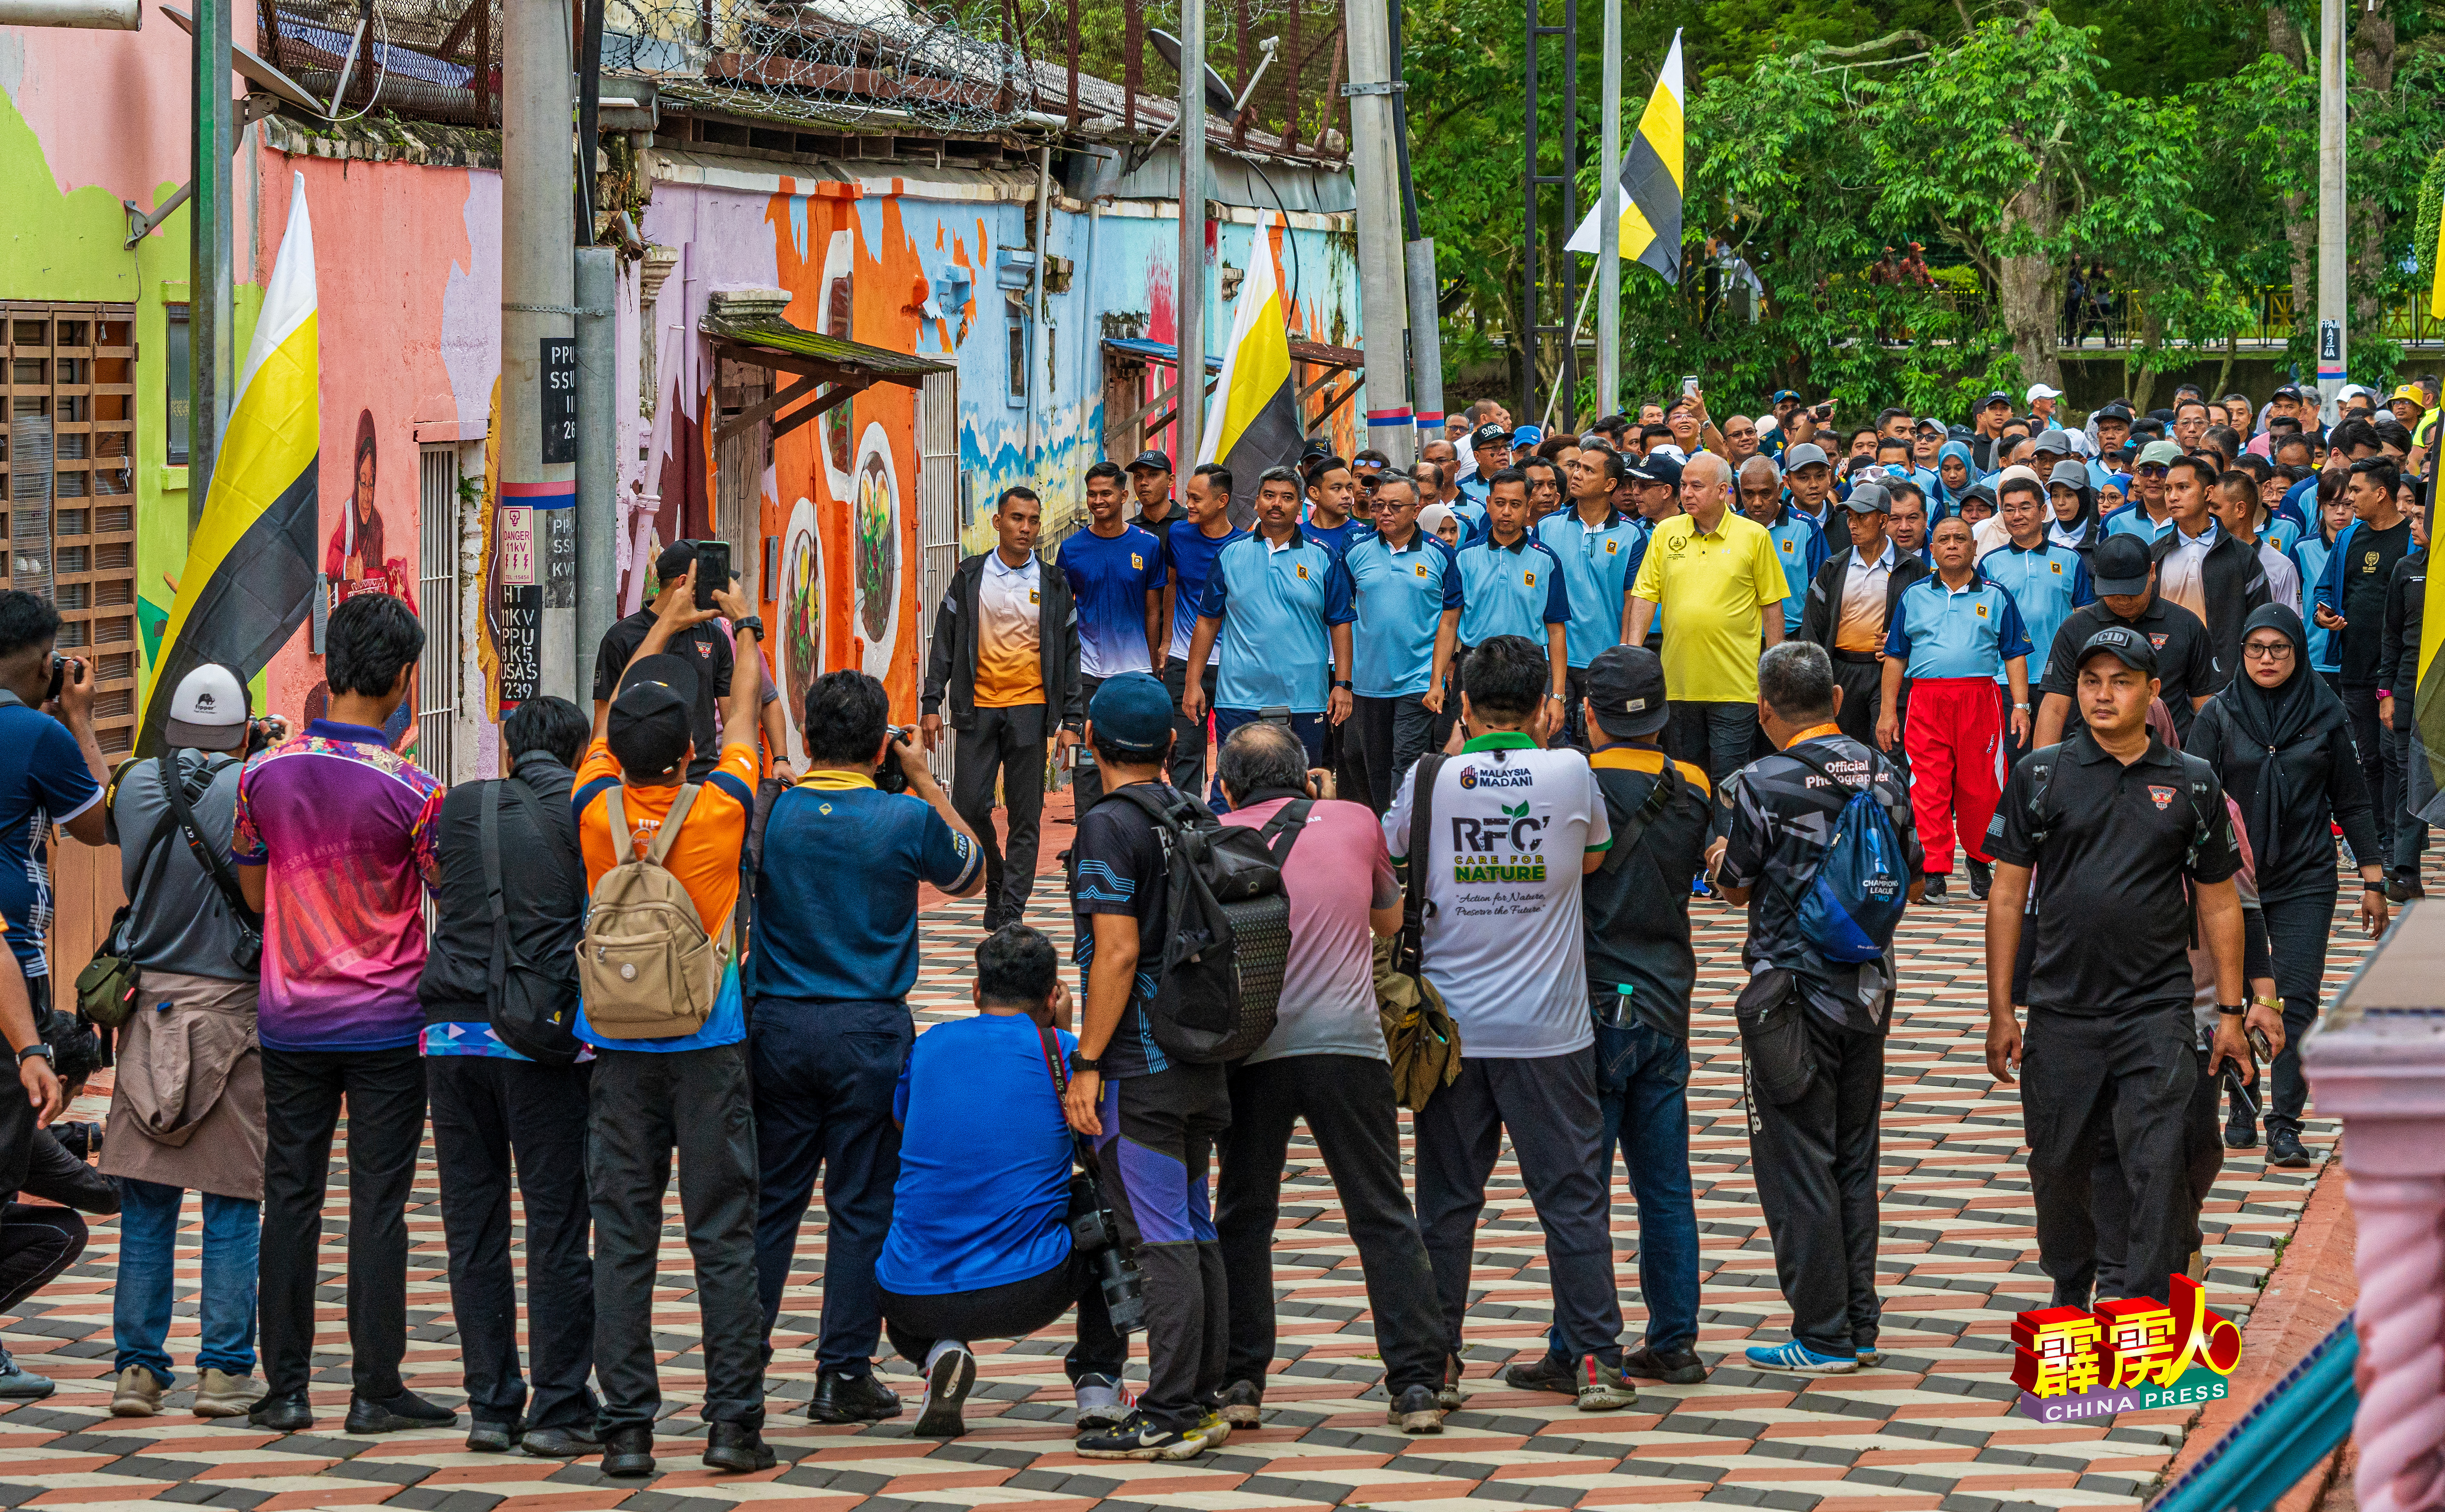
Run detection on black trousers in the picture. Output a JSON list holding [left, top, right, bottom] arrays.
[[1747, 1011, 1884, 1356], [590, 1043, 764, 1431], [0, 1204, 86, 1313], [1831, 656, 1884, 747], [1215, 1055, 1443, 1394], [2023, 1005, 2197, 1309], [427, 1054, 598, 1432], [2345, 684, 2397, 858], [1668, 701, 1759, 795], [1559, 665, 1592, 752], [260, 1042, 425, 1402], [1347, 693, 1436, 813], [882, 1242, 1126, 1383], [1161, 661, 1220, 800], [1413, 1052, 1622, 1365], [2390, 722, 2431, 880], [2257, 887, 2339, 1137], [2091, 1040, 2222, 1303], [1092, 1065, 1231, 1429], [952, 702, 1048, 923], [1075, 674, 1109, 810], [750, 997, 911, 1373]]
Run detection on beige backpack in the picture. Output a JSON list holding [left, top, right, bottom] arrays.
[[576, 784, 728, 1040]]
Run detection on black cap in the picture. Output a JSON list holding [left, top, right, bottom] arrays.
[[607, 653, 699, 780], [2076, 624, 2158, 676], [2273, 384, 2304, 401], [1585, 645, 1670, 738], [1628, 453, 1683, 488], [1980, 390, 2013, 410], [1470, 422, 1513, 451], [2090, 533, 2155, 595], [2095, 402, 2135, 423], [1126, 449, 1173, 475]]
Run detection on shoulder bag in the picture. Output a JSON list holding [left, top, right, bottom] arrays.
[[482, 780, 585, 1065], [1375, 754, 1462, 1111], [162, 750, 263, 974], [74, 758, 182, 1028]]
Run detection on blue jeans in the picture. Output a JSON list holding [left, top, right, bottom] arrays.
[[114, 1178, 261, 1384], [1209, 708, 1325, 811], [1546, 1019, 1700, 1356]]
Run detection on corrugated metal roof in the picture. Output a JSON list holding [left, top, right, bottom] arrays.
[[703, 312, 952, 379]]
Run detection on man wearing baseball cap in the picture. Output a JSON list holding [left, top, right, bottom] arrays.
[[1970, 391, 2015, 473], [1983, 625, 2267, 1309], [1781, 442, 1836, 530], [2087, 404, 2135, 489], [2032, 533, 2218, 748], [2105, 439, 2186, 544], [2025, 383, 2064, 432], [1125, 450, 1178, 533]]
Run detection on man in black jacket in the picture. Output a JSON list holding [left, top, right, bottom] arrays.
[[2379, 504, 2431, 898], [1798, 481, 1929, 750], [920, 487, 1083, 930], [413, 695, 599, 1458], [2148, 455, 2269, 688]]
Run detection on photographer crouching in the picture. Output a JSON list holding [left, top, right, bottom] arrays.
[[877, 925, 1132, 1438]]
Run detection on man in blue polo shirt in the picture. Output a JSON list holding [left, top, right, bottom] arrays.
[[1976, 470, 2093, 780], [1737, 454, 1829, 637], [1343, 474, 1463, 809], [1454, 470, 1572, 738], [1181, 466, 1356, 803], [1302, 454, 1373, 558], [1060, 461, 1168, 808], [1161, 465, 1246, 799], [1538, 449, 1642, 747], [1877, 515, 2032, 902]]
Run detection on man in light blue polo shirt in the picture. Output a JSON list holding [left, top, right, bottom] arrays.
[[1538, 449, 1642, 747], [1877, 515, 2032, 902], [1454, 469, 1572, 736], [1342, 474, 1462, 810], [1182, 466, 1357, 805], [1735, 454, 1829, 637], [1976, 470, 2093, 775], [2105, 440, 2183, 544]]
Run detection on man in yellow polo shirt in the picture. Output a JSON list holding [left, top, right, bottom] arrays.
[[1624, 451, 1789, 787]]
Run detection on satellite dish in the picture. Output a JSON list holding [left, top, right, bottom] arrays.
[[1147, 28, 1240, 116], [160, 3, 322, 111]]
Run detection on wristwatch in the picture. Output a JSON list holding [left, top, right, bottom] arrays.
[[15, 1043, 53, 1068], [733, 615, 766, 641], [2215, 1002, 2247, 1017], [1332, 679, 1353, 690], [1068, 1051, 1104, 1075]]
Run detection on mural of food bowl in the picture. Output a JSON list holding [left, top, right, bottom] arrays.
[[780, 495, 822, 766], [851, 421, 900, 678]]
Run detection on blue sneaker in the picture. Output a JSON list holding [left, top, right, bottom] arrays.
[[1744, 1340, 1857, 1374]]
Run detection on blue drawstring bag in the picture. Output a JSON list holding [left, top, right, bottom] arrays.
[[1782, 747, 1908, 964]]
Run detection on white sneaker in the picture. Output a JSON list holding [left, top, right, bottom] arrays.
[[1074, 1372, 1132, 1430]]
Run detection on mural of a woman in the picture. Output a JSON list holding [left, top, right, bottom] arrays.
[[324, 409, 416, 609]]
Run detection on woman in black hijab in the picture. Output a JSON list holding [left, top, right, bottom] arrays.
[[2186, 603, 2386, 1166], [2043, 460, 2103, 553]]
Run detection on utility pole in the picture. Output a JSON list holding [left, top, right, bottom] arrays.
[[2316, 0, 2347, 424], [500, 0, 578, 705], [188, 0, 232, 534], [1594, 0, 1621, 421], [574, 248, 616, 707], [1345, 0, 1413, 465], [1389, 0, 1442, 455], [1177, 0, 1205, 471]]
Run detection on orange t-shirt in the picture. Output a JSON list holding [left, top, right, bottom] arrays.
[[572, 736, 761, 939]]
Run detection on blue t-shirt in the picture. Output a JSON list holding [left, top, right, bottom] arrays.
[[1975, 542, 2094, 687], [1883, 575, 2033, 680], [2103, 506, 2176, 545], [1535, 509, 1643, 668], [1197, 533, 1357, 713], [0, 703, 102, 976], [1344, 530, 1464, 697], [751, 778, 982, 1002], [1164, 520, 1246, 659], [877, 1014, 1078, 1295], [1058, 524, 1166, 678], [1759, 507, 1830, 634], [1454, 535, 1571, 647], [2296, 530, 2342, 671], [1301, 514, 1374, 559]]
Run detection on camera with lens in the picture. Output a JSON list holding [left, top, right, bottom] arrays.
[[878, 724, 919, 794], [1066, 1169, 1146, 1334]]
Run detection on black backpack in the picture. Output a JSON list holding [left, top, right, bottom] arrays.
[[479, 779, 585, 1065], [1090, 785, 1293, 1065]]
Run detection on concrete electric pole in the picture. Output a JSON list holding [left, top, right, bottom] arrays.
[[499, 0, 578, 706], [188, 0, 232, 533], [2316, 0, 2347, 423], [1177, 0, 1205, 471], [1594, 0, 1620, 420], [1344, 0, 1413, 465]]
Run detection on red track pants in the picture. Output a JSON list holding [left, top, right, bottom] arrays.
[[1902, 676, 2004, 876]]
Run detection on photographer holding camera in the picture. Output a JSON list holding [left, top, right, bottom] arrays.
[[0, 591, 112, 1031], [877, 924, 1129, 1439], [750, 670, 983, 1424]]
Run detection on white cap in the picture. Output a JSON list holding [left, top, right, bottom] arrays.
[[165, 664, 250, 750], [2026, 383, 2063, 402]]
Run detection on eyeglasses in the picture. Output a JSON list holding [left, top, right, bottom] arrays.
[[2138, 465, 2170, 478], [2242, 642, 2295, 660]]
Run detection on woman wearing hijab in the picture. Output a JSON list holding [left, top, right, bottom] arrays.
[[1936, 439, 1975, 513], [2043, 460, 2104, 553], [2184, 604, 2387, 1167]]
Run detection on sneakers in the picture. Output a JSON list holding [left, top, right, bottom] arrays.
[[519, 1424, 600, 1458], [1075, 1408, 1207, 1460], [1436, 1354, 1467, 1412], [1074, 1372, 1132, 1430], [2269, 1127, 2317, 1167], [110, 1366, 164, 1417], [1574, 1357, 1637, 1411], [1221, 1378, 1263, 1427], [808, 1369, 903, 1423], [600, 1423, 656, 1478], [912, 1346, 976, 1439], [1744, 1339, 1858, 1374], [0, 1349, 54, 1400], [1387, 1383, 1444, 1434], [1622, 1346, 1707, 1385], [1501, 1353, 1575, 1395], [703, 1420, 776, 1472], [1966, 857, 1992, 901], [193, 1369, 266, 1418], [2387, 876, 2426, 903], [2224, 1097, 2259, 1149], [1190, 1408, 1231, 1449], [344, 1389, 459, 1435], [1855, 1347, 1884, 1369], [465, 1420, 517, 1453], [1919, 872, 1949, 903]]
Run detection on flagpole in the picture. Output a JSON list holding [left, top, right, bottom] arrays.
[[1177, 0, 1206, 473], [1595, 0, 1620, 418]]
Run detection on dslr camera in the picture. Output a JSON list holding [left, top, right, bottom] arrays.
[[878, 724, 920, 794], [1066, 1169, 1146, 1334]]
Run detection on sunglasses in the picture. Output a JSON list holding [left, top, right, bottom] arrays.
[[2138, 465, 2170, 478]]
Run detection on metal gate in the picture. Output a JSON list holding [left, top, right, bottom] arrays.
[[917, 367, 959, 790], [417, 444, 460, 780]]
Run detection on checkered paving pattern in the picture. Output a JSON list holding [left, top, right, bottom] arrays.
[[0, 856, 2401, 1512]]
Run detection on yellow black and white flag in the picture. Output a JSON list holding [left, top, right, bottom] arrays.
[[1565, 31, 1685, 282], [1197, 229, 1301, 527]]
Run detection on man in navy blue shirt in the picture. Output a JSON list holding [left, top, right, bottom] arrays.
[[1301, 455, 1373, 558], [1060, 462, 1168, 810], [0, 590, 110, 1018], [1160, 465, 1246, 800]]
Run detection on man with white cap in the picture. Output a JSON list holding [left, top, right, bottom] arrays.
[[2025, 383, 2064, 434], [100, 664, 272, 1421]]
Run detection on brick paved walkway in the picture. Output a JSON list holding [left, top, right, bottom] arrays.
[[0, 850, 2398, 1512]]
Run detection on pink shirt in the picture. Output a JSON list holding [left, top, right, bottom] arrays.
[[1220, 796, 1401, 1065]]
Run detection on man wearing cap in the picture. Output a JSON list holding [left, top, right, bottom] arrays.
[[1454, 423, 1512, 520], [1970, 391, 2015, 472], [2087, 404, 2135, 489], [1800, 480, 1929, 750], [569, 569, 786, 1474], [1341, 474, 1462, 809], [1783, 442, 1837, 530], [1737, 455, 1829, 641], [1535, 450, 1643, 747], [2027, 383, 2064, 434], [1181, 467, 1357, 801], [99, 664, 269, 1423], [2150, 455, 2271, 682], [2033, 534, 2219, 748], [1626, 453, 1789, 787], [1984, 625, 2268, 1309], [591, 542, 736, 782], [1979, 471, 2095, 774], [922, 485, 1083, 932], [2105, 440, 2184, 543], [1059, 462, 1169, 810], [1566, 645, 1714, 1386], [1760, 391, 1807, 459], [2248, 388, 2302, 460], [1126, 450, 1178, 533]]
